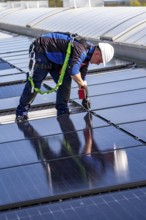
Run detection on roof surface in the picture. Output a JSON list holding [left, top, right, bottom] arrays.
[[0, 7, 146, 46], [0, 7, 146, 220]]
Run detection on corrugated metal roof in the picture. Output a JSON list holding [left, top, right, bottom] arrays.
[[33, 7, 146, 40], [0, 7, 145, 45], [0, 6, 146, 63], [0, 8, 67, 26], [0, 30, 13, 39]]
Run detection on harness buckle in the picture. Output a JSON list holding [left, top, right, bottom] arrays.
[[70, 33, 78, 46]]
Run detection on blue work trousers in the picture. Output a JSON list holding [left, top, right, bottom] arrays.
[[20, 51, 72, 111]]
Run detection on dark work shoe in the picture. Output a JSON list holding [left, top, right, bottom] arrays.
[[57, 108, 70, 117], [15, 104, 30, 122]]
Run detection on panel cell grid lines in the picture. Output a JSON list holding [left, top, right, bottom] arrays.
[[0, 144, 146, 209], [0, 32, 146, 220], [1, 186, 146, 220]]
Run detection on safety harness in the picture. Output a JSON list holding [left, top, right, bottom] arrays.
[[28, 34, 75, 95]]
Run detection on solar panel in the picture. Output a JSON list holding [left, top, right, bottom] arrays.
[[1, 186, 146, 220], [0, 84, 24, 99], [88, 89, 146, 111], [0, 73, 26, 84], [0, 68, 22, 77], [88, 59, 132, 71], [0, 113, 107, 143], [0, 90, 56, 112], [0, 144, 146, 211], [0, 62, 12, 70], [95, 103, 146, 125], [0, 121, 141, 169], [0, 16, 146, 220], [0, 36, 32, 54], [3, 54, 29, 62], [120, 121, 146, 143], [0, 51, 28, 58], [45, 68, 146, 90], [88, 77, 146, 96]]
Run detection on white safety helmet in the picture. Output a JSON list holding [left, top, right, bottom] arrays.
[[99, 43, 114, 66]]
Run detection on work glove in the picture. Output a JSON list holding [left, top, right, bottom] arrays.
[[82, 98, 91, 109]]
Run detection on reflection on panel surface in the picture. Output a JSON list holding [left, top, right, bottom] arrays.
[[0, 112, 144, 210], [0, 145, 146, 209], [0, 113, 107, 143], [0, 113, 141, 169], [0, 84, 24, 99], [0, 62, 12, 70]]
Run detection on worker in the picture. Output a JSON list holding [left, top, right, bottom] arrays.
[[15, 32, 114, 121]]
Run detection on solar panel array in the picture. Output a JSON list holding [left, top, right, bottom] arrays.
[[0, 30, 146, 219]]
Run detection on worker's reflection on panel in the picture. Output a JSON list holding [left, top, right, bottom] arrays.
[[57, 113, 106, 188], [17, 113, 129, 192], [113, 144, 129, 180], [17, 121, 54, 192]]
